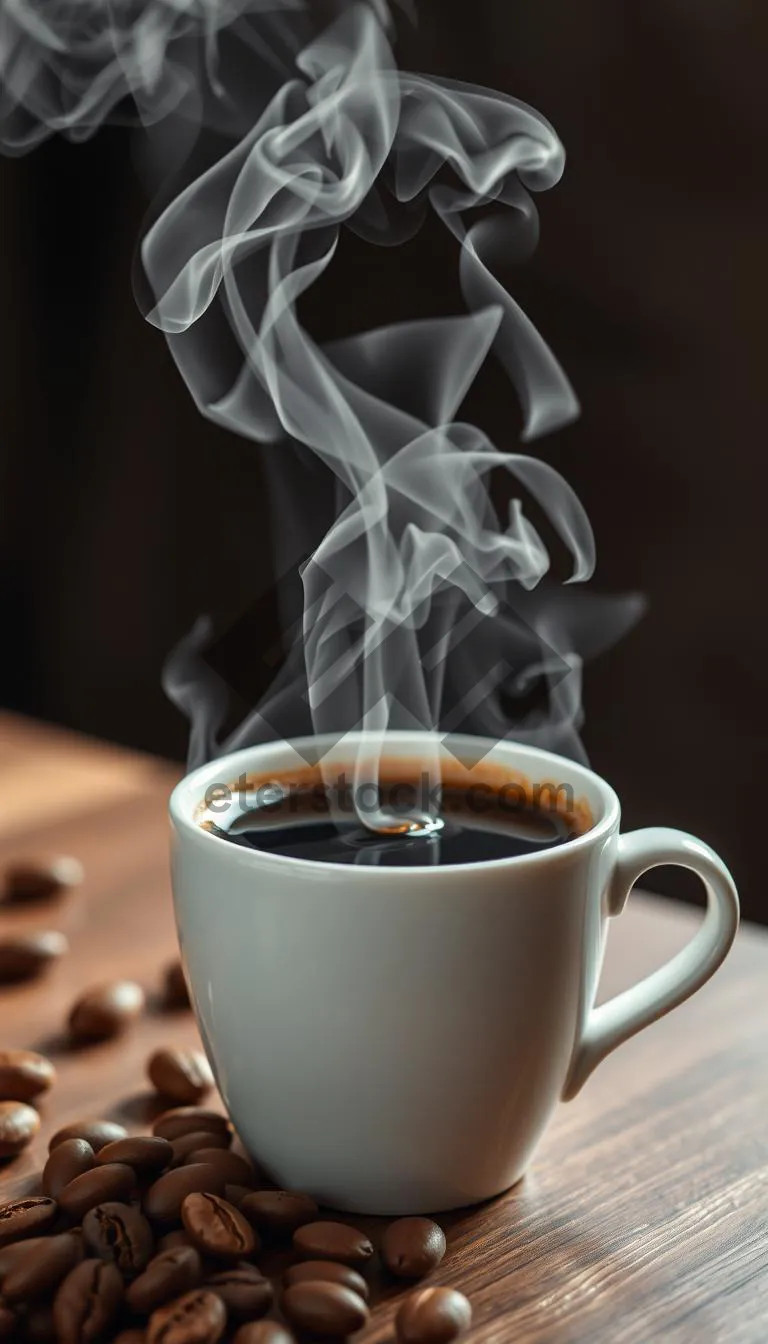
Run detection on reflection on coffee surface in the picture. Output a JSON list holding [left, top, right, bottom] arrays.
[[200, 760, 593, 867]]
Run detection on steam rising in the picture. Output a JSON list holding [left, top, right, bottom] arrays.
[[0, 0, 643, 806], [0, 0, 295, 150]]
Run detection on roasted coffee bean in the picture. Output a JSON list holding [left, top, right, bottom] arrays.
[[181, 1193, 256, 1261], [0, 1100, 40, 1158], [2, 857, 83, 905], [53, 1258, 123, 1344], [0, 1200, 57, 1248], [382, 1217, 446, 1279], [43, 1138, 96, 1198], [0, 1049, 55, 1103], [148, 1051, 214, 1105], [0, 1299, 16, 1340], [114, 1332, 148, 1344], [203, 1263, 272, 1320], [170, 1132, 231, 1167], [395, 1287, 472, 1344], [153, 1110, 230, 1143], [283, 1260, 370, 1301], [184, 1150, 254, 1186], [83, 1202, 155, 1276], [223, 1185, 252, 1210], [292, 1221, 374, 1267], [69, 980, 145, 1042], [22, 1301, 56, 1342], [164, 961, 190, 1010], [144, 1164, 226, 1226], [233, 1325, 295, 1344], [0, 1237, 49, 1282], [156, 1230, 196, 1255], [147, 1288, 226, 1344], [0, 931, 69, 984], [241, 1190, 318, 1235], [96, 1136, 173, 1176], [282, 1281, 369, 1336], [58, 1162, 136, 1220], [49, 1118, 128, 1152], [127, 1246, 202, 1314], [2, 1231, 84, 1302]]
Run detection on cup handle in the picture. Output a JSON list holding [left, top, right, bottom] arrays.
[[562, 827, 739, 1101]]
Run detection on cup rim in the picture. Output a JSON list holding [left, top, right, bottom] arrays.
[[169, 731, 620, 876]]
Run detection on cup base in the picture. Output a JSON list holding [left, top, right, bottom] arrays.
[[249, 1159, 527, 1217]]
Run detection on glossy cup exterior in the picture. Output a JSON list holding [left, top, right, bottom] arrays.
[[169, 732, 738, 1214]]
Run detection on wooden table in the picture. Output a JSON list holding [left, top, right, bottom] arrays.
[[1, 712, 766, 1343]]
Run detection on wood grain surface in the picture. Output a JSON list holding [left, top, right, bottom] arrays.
[[1, 711, 766, 1343]]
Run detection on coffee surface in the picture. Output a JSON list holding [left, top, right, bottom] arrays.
[[205, 776, 589, 867]]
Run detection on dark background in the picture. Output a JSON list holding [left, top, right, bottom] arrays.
[[1, 0, 765, 918]]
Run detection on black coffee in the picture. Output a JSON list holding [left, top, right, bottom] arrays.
[[203, 771, 589, 867]]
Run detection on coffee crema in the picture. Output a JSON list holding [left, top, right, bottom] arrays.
[[197, 760, 593, 867]]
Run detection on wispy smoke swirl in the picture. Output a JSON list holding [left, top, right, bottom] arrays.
[[145, 3, 639, 783], [0, 0, 643, 791], [0, 0, 295, 150]]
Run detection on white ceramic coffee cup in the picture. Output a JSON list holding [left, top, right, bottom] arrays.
[[169, 731, 739, 1215]]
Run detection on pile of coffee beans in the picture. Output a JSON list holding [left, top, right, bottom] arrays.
[[0, 859, 474, 1341], [0, 1105, 471, 1343]]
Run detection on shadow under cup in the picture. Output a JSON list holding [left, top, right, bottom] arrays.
[[169, 732, 616, 1214]]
